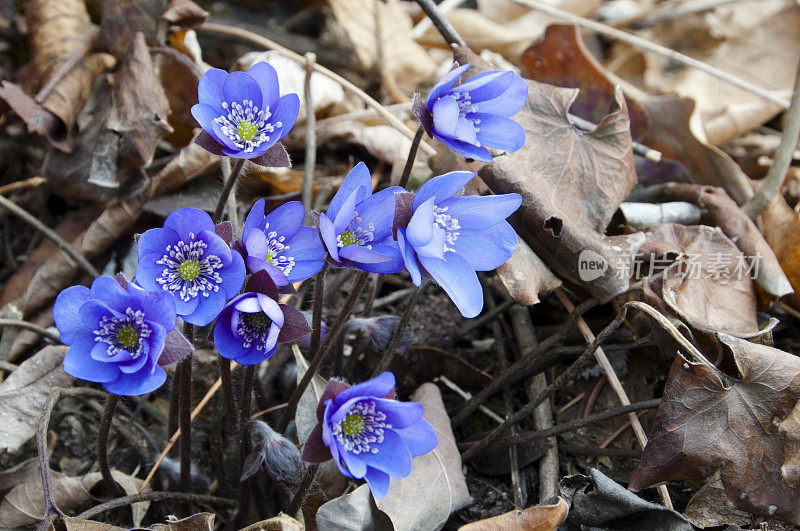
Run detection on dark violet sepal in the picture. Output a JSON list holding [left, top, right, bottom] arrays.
[[215, 220, 234, 245], [276, 304, 311, 343], [250, 142, 291, 168], [158, 328, 193, 367], [392, 192, 415, 240]]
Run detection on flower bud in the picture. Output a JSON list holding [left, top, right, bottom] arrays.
[[242, 420, 304, 485], [345, 315, 412, 352]]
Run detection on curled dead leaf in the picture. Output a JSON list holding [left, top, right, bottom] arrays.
[[458, 498, 568, 530]]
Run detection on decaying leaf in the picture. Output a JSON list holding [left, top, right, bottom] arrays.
[[60, 517, 127, 530], [496, 235, 561, 306], [81, 470, 150, 526], [239, 513, 304, 530], [683, 473, 751, 529], [458, 498, 568, 530], [560, 468, 691, 530], [462, 45, 643, 301], [316, 484, 392, 530], [761, 197, 800, 308], [293, 344, 329, 443], [630, 335, 800, 522], [149, 512, 214, 530], [0, 345, 72, 453], [148, 132, 218, 197], [375, 383, 470, 531], [0, 467, 90, 528]]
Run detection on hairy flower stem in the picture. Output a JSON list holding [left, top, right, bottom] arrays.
[[278, 271, 370, 432], [310, 264, 328, 354], [398, 125, 424, 189], [98, 394, 126, 497], [413, 0, 466, 47], [213, 158, 246, 224], [237, 365, 257, 525], [166, 373, 180, 457], [372, 283, 424, 377], [288, 464, 319, 518], [178, 323, 194, 501]]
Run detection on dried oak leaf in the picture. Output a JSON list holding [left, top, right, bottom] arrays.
[[761, 197, 800, 308], [638, 223, 759, 336], [521, 24, 754, 206], [463, 46, 644, 302], [458, 498, 568, 530], [629, 335, 800, 522], [0, 345, 72, 453], [0, 468, 90, 528]]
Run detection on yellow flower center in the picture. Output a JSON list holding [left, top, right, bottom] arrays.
[[116, 325, 139, 349], [338, 230, 358, 247], [237, 120, 258, 141], [178, 260, 201, 281], [341, 413, 366, 437]]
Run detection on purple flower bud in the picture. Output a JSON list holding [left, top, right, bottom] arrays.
[[345, 316, 412, 352], [242, 420, 304, 484]]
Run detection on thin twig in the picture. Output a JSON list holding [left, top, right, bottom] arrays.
[[302, 52, 317, 223], [508, 0, 790, 109], [213, 158, 246, 224], [198, 22, 436, 155], [310, 264, 328, 355], [0, 176, 47, 196], [278, 271, 370, 432], [398, 125, 424, 189], [0, 194, 99, 278], [0, 319, 61, 342], [372, 283, 424, 376], [743, 59, 800, 218], [76, 491, 236, 520], [288, 464, 319, 517], [97, 394, 126, 497], [412, 0, 466, 46]]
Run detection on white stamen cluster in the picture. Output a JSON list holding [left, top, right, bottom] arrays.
[[261, 225, 295, 275], [433, 206, 461, 253], [331, 400, 391, 455], [235, 311, 273, 350], [93, 307, 152, 359], [214, 100, 283, 153], [156, 235, 224, 302], [336, 211, 375, 249], [450, 91, 482, 145]]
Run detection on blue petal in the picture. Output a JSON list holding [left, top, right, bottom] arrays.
[[222, 71, 262, 109], [128, 284, 176, 331], [285, 226, 326, 261], [451, 222, 518, 271], [197, 229, 233, 265], [134, 252, 166, 292], [413, 171, 475, 210], [103, 366, 167, 396], [80, 300, 116, 330], [270, 93, 301, 143], [454, 70, 513, 102], [191, 103, 223, 136], [397, 229, 421, 285], [213, 310, 247, 359], [394, 419, 438, 457], [425, 63, 471, 113], [245, 229, 269, 259], [353, 186, 402, 241], [341, 448, 368, 479], [364, 467, 391, 499], [453, 116, 477, 145], [137, 227, 179, 260], [219, 250, 246, 297], [117, 348, 150, 373], [234, 344, 276, 365], [333, 190, 359, 234], [256, 294, 284, 325], [338, 245, 395, 264], [413, 226, 446, 261], [438, 194, 522, 230], [373, 399, 424, 429], [247, 62, 279, 107], [473, 113, 526, 153], [243, 198, 266, 240], [433, 132, 492, 162], [90, 276, 128, 312], [417, 253, 483, 318], [63, 337, 119, 383], [406, 197, 435, 247], [197, 68, 227, 109], [285, 259, 325, 282], [318, 213, 340, 262], [358, 430, 412, 478], [472, 74, 528, 116], [173, 293, 200, 317], [234, 296, 260, 313], [431, 96, 459, 137], [246, 257, 291, 287], [185, 287, 228, 326], [352, 242, 404, 274], [164, 208, 215, 241], [334, 372, 395, 408], [263, 200, 305, 241], [54, 285, 90, 344], [327, 162, 372, 222]]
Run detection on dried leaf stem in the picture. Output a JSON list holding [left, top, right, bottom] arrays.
[[743, 59, 800, 217], [75, 491, 236, 520], [0, 194, 99, 278], [0, 318, 61, 342], [213, 158, 246, 224], [277, 271, 370, 432], [372, 283, 425, 377]]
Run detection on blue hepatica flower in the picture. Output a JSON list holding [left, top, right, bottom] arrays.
[[318, 162, 404, 273], [395, 171, 521, 318], [301, 372, 437, 499], [191, 62, 299, 160], [213, 272, 310, 365], [242, 199, 326, 288], [416, 62, 527, 162], [136, 208, 245, 326], [54, 276, 178, 396]]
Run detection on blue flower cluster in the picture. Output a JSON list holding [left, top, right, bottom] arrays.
[[53, 60, 526, 499]]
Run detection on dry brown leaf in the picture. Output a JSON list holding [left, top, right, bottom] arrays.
[[374, 383, 470, 531], [149, 512, 214, 530], [80, 471, 150, 527], [496, 235, 561, 306], [0, 467, 91, 528], [160, 0, 208, 31], [0, 345, 72, 453], [761, 197, 800, 308], [60, 517, 127, 531], [0, 460, 38, 498], [629, 334, 800, 522], [148, 132, 218, 197], [154, 47, 202, 148], [683, 474, 751, 529], [293, 344, 329, 443], [458, 498, 568, 530], [239, 513, 303, 531], [0, 81, 72, 151], [324, 0, 436, 91], [463, 45, 643, 302], [100, 0, 164, 56]]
